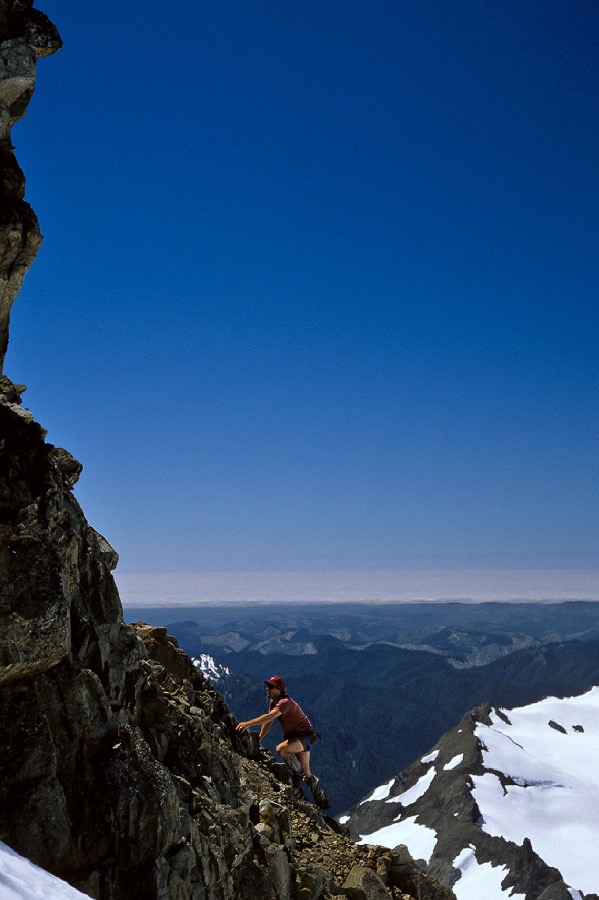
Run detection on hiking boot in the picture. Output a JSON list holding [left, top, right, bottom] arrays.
[[306, 774, 330, 810]]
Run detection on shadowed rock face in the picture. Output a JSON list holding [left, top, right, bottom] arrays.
[[0, 0, 61, 370], [0, 5, 456, 898]]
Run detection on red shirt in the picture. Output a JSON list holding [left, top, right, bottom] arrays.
[[271, 696, 312, 739]]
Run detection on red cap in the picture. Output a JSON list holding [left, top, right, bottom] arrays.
[[264, 675, 286, 691]]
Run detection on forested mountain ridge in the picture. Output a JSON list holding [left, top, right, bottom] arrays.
[[127, 591, 599, 666], [127, 599, 599, 669]]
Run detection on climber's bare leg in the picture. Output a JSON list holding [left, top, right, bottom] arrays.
[[276, 738, 311, 778]]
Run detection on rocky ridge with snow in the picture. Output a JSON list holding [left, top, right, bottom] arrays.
[[347, 688, 599, 900]]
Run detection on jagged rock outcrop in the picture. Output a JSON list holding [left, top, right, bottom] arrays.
[[0, 3, 456, 898], [0, 0, 61, 370]]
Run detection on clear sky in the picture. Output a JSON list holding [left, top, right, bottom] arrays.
[[7, 1, 598, 580]]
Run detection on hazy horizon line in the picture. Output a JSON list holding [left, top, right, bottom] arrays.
[[115, 569, 599, 607]]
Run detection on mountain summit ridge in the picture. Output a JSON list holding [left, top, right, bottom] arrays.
[[347, 688, 599, 899]]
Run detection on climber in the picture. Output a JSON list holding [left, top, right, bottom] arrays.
[[235, 674, 330, 809]]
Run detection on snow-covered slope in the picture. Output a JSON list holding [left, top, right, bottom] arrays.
[[192, 653, 232, 686], [346, 686, 599, 900], [0, 842, 87, 899]]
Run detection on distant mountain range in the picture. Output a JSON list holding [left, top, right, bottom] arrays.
[[137, 602, 599, 815], [345, 686, 599, 899], [126, 600, 599, 669]]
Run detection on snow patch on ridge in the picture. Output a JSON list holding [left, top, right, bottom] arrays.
[[360, 777, 395, 804], [452, 845, 525, 900], [386, 767, 436, 806], [192, 654, 230, 682], [443, 753, 463, 770], [349, 686, 599, 897], [358, 816, 437, 863], [421, 749, 439, 764]]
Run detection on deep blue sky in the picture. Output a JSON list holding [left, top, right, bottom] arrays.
[[8, 1, 598, 576]]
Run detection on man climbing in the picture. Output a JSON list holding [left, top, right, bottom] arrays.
[[235, 674, 330, 809]]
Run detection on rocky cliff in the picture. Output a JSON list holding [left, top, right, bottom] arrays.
[[0, 4, 456, 899]]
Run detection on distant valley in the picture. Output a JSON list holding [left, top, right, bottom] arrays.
[[126, 601, 599, 814], [127, 599, 599, 666]]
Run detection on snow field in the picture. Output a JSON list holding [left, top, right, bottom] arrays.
[[0, 842, 88, 900], [473, 686, 599, 895]]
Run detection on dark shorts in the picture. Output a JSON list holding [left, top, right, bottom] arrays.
[[297, 731, 319, 751]]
